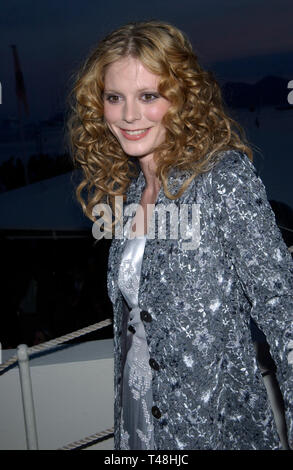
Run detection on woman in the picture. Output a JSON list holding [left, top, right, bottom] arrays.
[[68, 21, 293, 450]]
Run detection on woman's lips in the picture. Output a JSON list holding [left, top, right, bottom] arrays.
[[120, 127, 151, 141]]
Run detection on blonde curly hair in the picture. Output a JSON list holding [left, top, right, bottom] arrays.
[[67, 20, 253, 223]]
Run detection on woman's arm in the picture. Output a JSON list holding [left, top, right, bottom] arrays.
[[212, 149, 293, 448]]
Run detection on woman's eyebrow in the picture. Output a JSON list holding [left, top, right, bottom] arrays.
[[104, 87, 158, 93]]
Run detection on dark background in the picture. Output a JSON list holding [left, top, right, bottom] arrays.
[[0, 0, 293, 348]]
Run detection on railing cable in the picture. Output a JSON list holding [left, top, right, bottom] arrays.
[[0, 318, 112, 374], [58, 427, 114, 450]]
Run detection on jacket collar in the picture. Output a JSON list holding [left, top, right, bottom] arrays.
[[125, 166, 193, 207]]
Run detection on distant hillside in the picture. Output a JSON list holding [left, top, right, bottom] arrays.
[[221, 75, 291, 109]]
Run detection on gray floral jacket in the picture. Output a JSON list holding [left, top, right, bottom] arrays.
[[107, 149, 293, 450]]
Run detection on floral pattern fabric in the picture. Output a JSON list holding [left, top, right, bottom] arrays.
[[108, 150, 293, 450]]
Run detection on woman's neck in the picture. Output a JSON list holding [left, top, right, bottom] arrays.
[[138, 155, 161, 194]]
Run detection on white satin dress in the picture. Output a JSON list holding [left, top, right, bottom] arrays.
[[117, 234, 155, 450]]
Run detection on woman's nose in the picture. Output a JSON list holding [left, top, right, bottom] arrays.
[[123, 99, 141, 123]]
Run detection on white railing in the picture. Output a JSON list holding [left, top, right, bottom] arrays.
[[0, 320, 114, 450]]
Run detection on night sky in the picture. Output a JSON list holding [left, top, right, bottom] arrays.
[[1, 0, 293, 121]]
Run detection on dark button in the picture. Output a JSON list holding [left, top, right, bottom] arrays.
[[151, 406, 161, 419], [128, 325, 136, 334], [140, 310, 152, 322], [149, 358, 160, 371]]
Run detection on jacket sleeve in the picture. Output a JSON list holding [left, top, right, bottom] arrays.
[[212, 149, 293, 445]]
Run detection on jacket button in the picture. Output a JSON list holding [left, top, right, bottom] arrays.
[[128, 325, 136, 334], [149, 358, 160, 371], [140, 310, 152, 322], [151, 406, 161, 419]]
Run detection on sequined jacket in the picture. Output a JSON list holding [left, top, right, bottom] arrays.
[[107, 149, 293, 450]]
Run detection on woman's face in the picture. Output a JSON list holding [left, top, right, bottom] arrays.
[[103, 56, 170, 161]]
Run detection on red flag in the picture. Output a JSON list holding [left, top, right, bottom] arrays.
[[11, 45, 29, 117]]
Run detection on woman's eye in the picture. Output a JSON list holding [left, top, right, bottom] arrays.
[[105, 95, 121, 103], [141, 93, 159, 102]]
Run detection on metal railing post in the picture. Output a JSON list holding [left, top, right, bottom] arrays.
[[17, 344, 39, 450]]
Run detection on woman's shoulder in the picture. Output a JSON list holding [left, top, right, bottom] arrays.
[[209, 148, 261, 199], [211, 148, 256, 180], [169, 148, 256, 190], [210, 148, 273, 219]]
